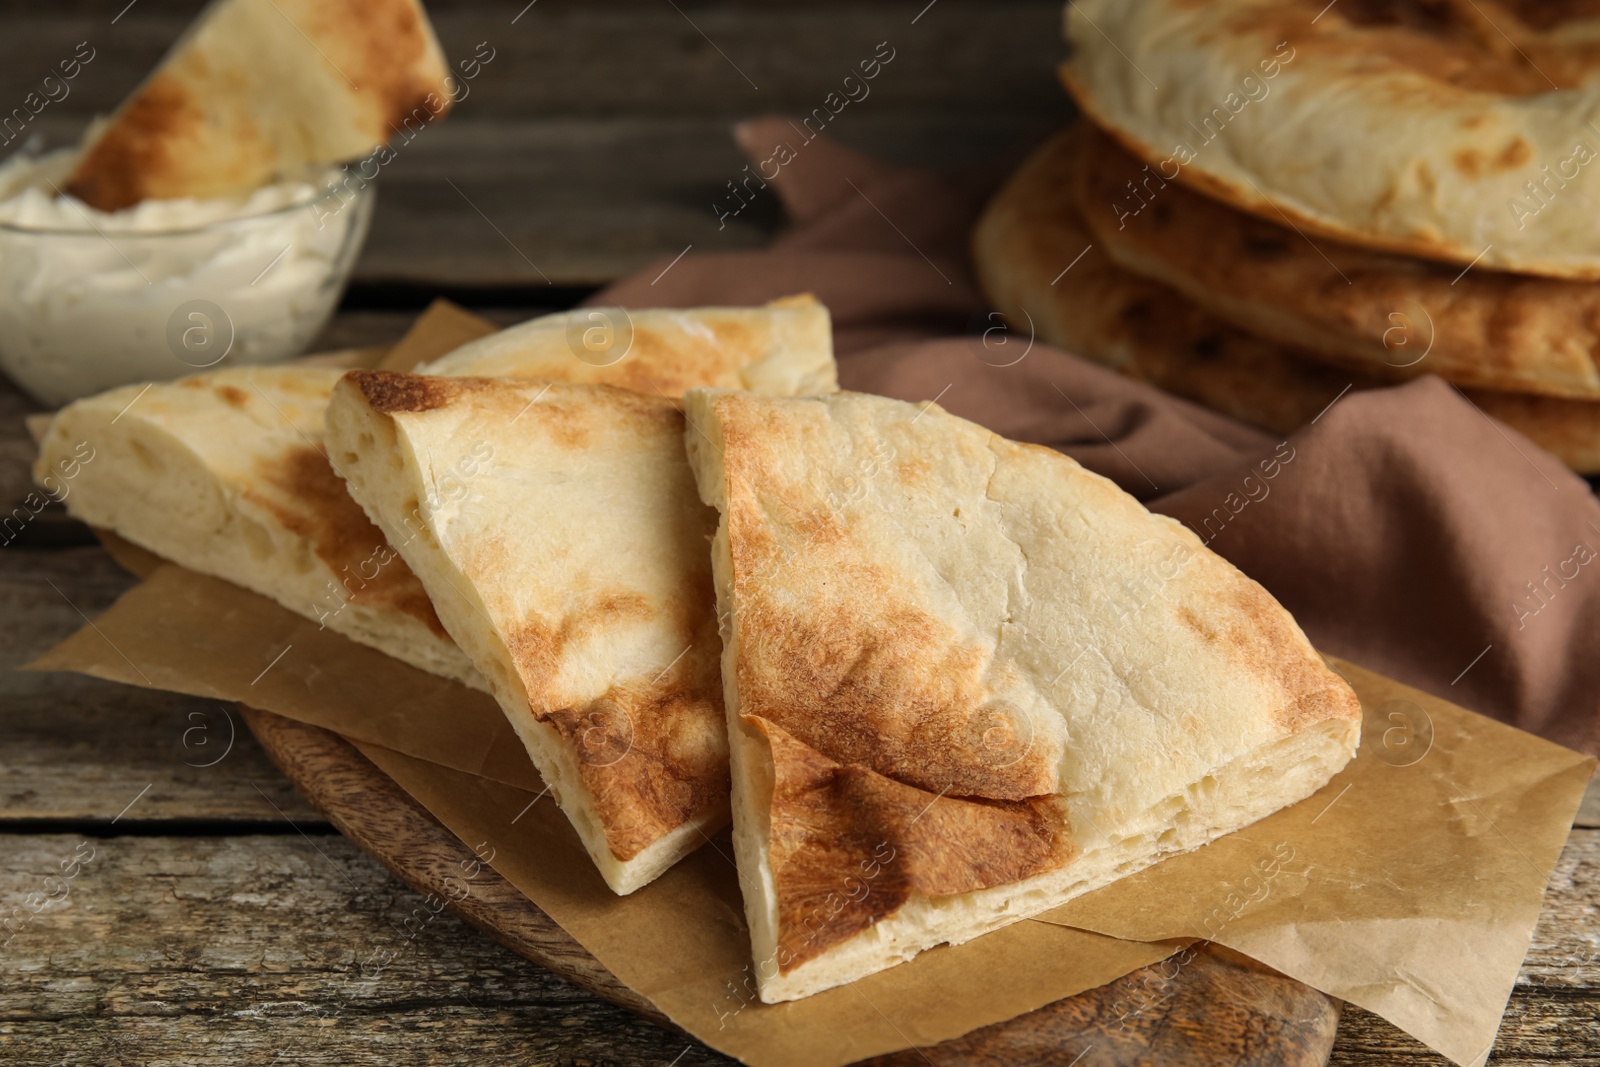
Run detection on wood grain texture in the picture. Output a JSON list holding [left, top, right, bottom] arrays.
[[3, 1, 1074, 288], [0, 818, 1594, 1065], [3, 3, 1069, 122], [0, 832, 735, 1067], [0, 547, 319, 823], [238, 705, 666, 1024]]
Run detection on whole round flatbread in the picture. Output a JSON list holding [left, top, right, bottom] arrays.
[[1062, 0, 1600, 279], [971, 126, 1600, 473], [1074, 124, 1600, 400]]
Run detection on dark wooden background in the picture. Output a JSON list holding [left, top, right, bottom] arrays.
[[1, 2, 1597, 1064]]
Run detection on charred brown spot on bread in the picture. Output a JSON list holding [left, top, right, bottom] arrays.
[[515, 588, 726, 862], [1161, 0, 1600, 95], [757, 719, 1071, 974], [299, 0, 452, 135], [1457, 139, 1532, 177], [506, 591, 660, 696], [892, 456, 930, 492], [1347, 0, 1600, 93], [216, 385, 250, 409], [521, 382, 684, 450], [249, 445, 447, 636], [1176, 583, 1361, 732], [66, 73, 202, 211], [1496, 138, 1534, 170], [542, 680, 729, 862], [346, 369, 463, 415], [717, 398, 1059, 800], [598, 320, 755, 396], [726, 498, 1056, 799], [1453, 148, 1485, 178]]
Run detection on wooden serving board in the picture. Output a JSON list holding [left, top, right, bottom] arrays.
[[242, 705, 1342, 1067]]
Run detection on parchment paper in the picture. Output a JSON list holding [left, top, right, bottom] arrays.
[[24, 310, 1595, 1066]]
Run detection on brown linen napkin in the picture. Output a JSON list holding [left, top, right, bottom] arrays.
[[599, 116, 1600, 757]]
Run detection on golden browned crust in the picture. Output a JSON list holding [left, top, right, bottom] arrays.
[[346, 368, 465, 415], [1170, 0, 1600, 95], [421, 298, 837, 401], [66, 0, 451, 210], [65, 74, 207, 211], [1074, 123, 1600, 399], [972, 126, 1600, 474], [216, 384, 250, 409], [757, 718, 1071, 974], [605, 319, 761, 396], [689, 385, 1361, 995], [1176, 582, 1360, 732], [543, 672, 730, 863], [720, 419, 1058, 802], [343, 368, 526, 417], [301, 0, 453, 134], [1060, 0, 1600, 277], [247, 445, 447, 637], [327, 372, 732, 879], [1057, 67, 1480, 271]]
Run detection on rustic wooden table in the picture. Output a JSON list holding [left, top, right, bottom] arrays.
[[2, 2, 1598, 1064]]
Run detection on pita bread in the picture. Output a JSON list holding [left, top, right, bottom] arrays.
[[972, 127, 1600, 474], [1076, 124, 1600, 400], [66, 0, 451, 210], [682, 387, 1361, 1001], [1062, 0, 1600, 279], [31, 363, 485, 685], [422, 294, 837, 398], [34, 298, 840, 689], [325, 373, 728, 894]]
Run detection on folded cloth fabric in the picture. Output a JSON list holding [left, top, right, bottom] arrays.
[[597, 117, 1600, 756]]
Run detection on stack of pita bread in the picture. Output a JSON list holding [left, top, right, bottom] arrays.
[[975, 0, 1600, 473], [37, 294, 1360, 999]]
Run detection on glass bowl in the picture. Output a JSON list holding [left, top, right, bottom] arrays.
[[0, 169, 374, 406]]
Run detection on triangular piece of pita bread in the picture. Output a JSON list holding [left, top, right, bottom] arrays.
[[34, 298, 836, 691], [325, 373, 728, 893], [34, 360, 485, 686], [681, 387, 1362, 1001], [66, 0, 452, 209]]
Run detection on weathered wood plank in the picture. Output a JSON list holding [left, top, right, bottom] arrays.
[[2, 3, 1069, 122], [1, 831, 1595, 1065], [4, 0, 1076, 288], [0, 547, 320, 823], [0, 833, 735, 1066]]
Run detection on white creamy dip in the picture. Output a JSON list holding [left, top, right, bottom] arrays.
[[0, 149, 372, 405]]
